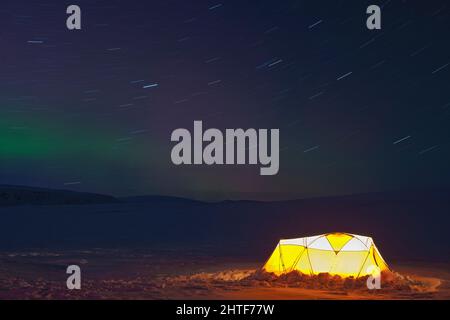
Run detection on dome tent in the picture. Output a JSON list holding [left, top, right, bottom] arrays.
[[263, 232, 389, 278]]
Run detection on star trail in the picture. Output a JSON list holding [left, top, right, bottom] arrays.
[[0, 0, 449, 200]]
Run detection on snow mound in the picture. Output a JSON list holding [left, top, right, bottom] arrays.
[[167, 268, 435, 293]]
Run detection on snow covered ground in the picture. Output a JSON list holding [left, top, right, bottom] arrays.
[[0, 249, 448, 300]]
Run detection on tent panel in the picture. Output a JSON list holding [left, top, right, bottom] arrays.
[[279, 244, 306, 271], [293, 250, 313, 275], [352, 235, 373, 248], [363, 237, 373, 248], [307, 248, 336, 274], [373, 245, 389, 271], [340, 237, 368, 251], [306, 235, 322, 246], [332, 251, 369, 277], [263, 244, 282, 275], [280, 237, 306, 246], [358, 246, 378, 276], [326, 233, 353, 252], [308, 236, 333, 250]]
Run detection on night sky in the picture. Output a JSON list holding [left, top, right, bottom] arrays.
[[1, 0, 449, 200]]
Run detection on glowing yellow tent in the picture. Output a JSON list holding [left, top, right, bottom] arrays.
[[263, 232, 389, 278]]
